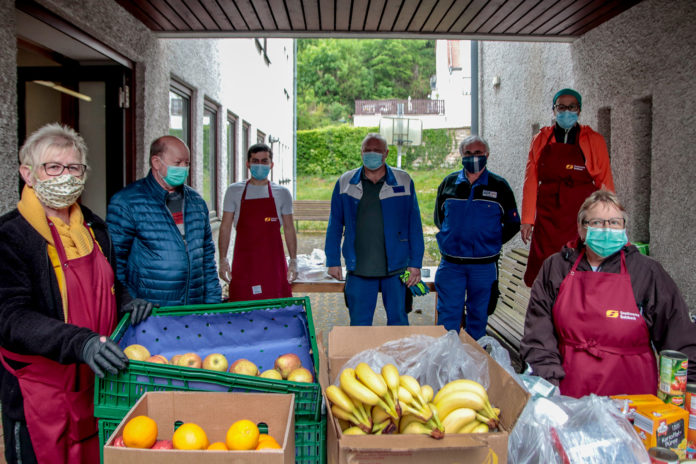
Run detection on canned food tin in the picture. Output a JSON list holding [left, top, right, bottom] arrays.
[[659, 350, 688, 396], [648, 446, 679, 463], [658, 390, 686, 407], [687, 384, 696, 459]]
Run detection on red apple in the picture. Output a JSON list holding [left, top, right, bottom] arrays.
[[123, 344, 151, 361], [146, 355, 169, 364], [287, 367, 314, 383], [229, 358, 258, 376], [202, 353, 228, 372], [112, 435, 126, 447], [274, 353, 302, 379], [259, 369, 283, 380], [151, 439, 173, 449], [175, 352, 202, 369]]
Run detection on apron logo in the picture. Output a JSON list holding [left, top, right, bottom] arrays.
[[566, 164, 586, 171], [252, 285, 262, 294], [264, 217, 278, 222], [482, 190, 497, 198], [606, 310, 619, 318], [606, 309, 640, 321]]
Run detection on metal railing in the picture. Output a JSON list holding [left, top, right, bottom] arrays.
[[354, 99, 445, 115]]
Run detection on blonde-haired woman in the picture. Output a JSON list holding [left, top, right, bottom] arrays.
[[521, 189, 696, 397], [0, 124, 139, 463]]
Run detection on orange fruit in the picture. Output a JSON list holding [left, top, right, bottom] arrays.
[[226, 419, 260, 450], [122, 415, 158, 448], [172, 422, 209, 450], [207, 441, 228, 451], [256, 440, 281, 450]]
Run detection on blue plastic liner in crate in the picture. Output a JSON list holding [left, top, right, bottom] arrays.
[[95, 297, 322, 421]]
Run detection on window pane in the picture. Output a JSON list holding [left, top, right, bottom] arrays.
[[202, 109, 217, 213], [226, 116, 237, 184], [169, 91, 189, 146]]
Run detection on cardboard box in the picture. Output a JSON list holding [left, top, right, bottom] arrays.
[[103, 391, 295, 463], [320, 326, 530, 464], [610, 394, 665, 423], [633, 401, 689, 459]]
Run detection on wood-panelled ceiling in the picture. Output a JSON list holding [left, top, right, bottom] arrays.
[[115, 0, 642, 41]]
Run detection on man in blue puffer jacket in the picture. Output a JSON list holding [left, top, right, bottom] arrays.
[[106, 136, 222, 307], [325, 133, 424, 326]]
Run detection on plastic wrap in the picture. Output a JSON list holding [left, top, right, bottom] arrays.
[[477, 335, 525, 388], [508, 395, 650, 464], [294, 249, 330, 281], [333, 331, 490, 390]]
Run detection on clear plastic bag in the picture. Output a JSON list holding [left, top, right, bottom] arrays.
[[508, 395, 650, 464], [477, 335, 525, 388], [294, 249, 330, 281], [333, 331, 490, 390]]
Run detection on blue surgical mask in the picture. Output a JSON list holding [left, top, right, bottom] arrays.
[[462, 155, 487, 174], [362, 152, 384, 170], [585, 227, 628, 257], [162, 164, 189, 187], [250, 164, 271, 180], [556, 111, 579, 130]]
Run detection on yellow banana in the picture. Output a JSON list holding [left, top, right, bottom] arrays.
[[356, 363, 388, 398], [428, 403, 444, 432], [382, 364, 400, 400], [458, 420, 481, 434], [433, 379, 488, 405], [398, 413, 423, 433], [472, 423, 489, 433], [371, 405, 391, 424], [401, 420, 444, 439], [331, 405, 371, 433], [340, 368, 381, 406], [326, 385, 358, 414], [441, 407, 476, 433], [343, 426, 367, 435], [421, 385, 434, 403], [435, 391, 486, 419], [398, 386, 414, 404], [399, 375, 426, 407]]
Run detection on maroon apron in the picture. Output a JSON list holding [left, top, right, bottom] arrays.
[[0, 221, 117, 464], [228, 181, 292, 301], [553, 250, 657, 397], [524, 132, 597, 286]]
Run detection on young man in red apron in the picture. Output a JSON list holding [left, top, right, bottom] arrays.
[[218, 143, 298, 301], [521, 89, 615, 287]]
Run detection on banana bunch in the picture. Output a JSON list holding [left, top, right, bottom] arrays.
[[396, 375, 444, 438], [433, 379, 500, 433]]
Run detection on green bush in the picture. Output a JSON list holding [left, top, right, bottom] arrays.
[[297, 126, 456, 176]]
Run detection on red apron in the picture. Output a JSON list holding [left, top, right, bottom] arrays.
[[0, 221, 117, 464], [552, 250, 657, 397], [228, 181, 292, 301], [524, 132, 597, 286]]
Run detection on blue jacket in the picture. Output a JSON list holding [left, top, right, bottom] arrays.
[[106, 171, 222, 306], [434, 169, 520, 263], [325, 165, 424, 273]]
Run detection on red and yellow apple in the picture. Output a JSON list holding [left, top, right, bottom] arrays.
[[287, 367, 313, 383], [229, 358, 259, 376], [112, 436, 125, 447], [146, 355, 169, 364], [259, 369, 283, 380], [170, 354, 183, 365], [151, 439, 173, 449], [202, 353, 229, 372], [123, 344, 151, 361], [176, 352, 202, 369], [274, 353, 302, 379]]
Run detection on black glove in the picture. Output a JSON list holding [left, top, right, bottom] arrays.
[[81, 335, 128, 378], [123, 298, 157, 325]]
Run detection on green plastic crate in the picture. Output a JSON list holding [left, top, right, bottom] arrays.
[[95, 297, 322, 421], [98, 414, 326, 464]]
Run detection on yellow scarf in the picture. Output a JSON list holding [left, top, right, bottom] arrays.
[[17, 186, 94, 320]]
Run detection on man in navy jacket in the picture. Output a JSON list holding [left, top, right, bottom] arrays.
[[107, 136, 221, 307], [434, 135, 520, 338], [325, 133, 424, 326]]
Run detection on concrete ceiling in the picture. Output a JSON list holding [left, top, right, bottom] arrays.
[[115, 0, 643, 41]]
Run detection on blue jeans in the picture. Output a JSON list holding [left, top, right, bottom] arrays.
[[344, 273, 408, 326], [434, 260, 496, 339]]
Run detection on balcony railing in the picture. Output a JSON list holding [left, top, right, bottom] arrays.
[[354, 99, 445, 116]]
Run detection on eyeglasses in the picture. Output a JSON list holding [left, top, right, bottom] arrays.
[[553, 104, 580, 113], [463, 150, 486, 156], [582, 217, 625, 229], [41, 162, 87, 177]]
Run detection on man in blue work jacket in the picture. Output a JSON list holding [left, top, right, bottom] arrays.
[[434, 135, 520, 339], [325, 133, 425, 326]]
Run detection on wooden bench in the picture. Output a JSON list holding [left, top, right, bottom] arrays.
[[293, 200, 331, 229], [488, 248, 530, 362]]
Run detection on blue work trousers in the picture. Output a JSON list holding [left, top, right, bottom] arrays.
[[344, 273, 408, 326], [434, 260, 496, 339]]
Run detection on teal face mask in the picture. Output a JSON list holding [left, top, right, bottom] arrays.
[[585, 227, 627, 257], [162, 164, 189, 187], [250, 164, 271, 180], [362, 151, 384, 170]]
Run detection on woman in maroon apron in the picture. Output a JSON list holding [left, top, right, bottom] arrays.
[[521, 89, 615, 287], [0, 124, 133, 463], [520, 190, 696, 397]]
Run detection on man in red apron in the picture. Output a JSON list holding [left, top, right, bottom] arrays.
[[218, 143, 297, 301], [521, 89, 615, 287], [521, 190, 696, 397]]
